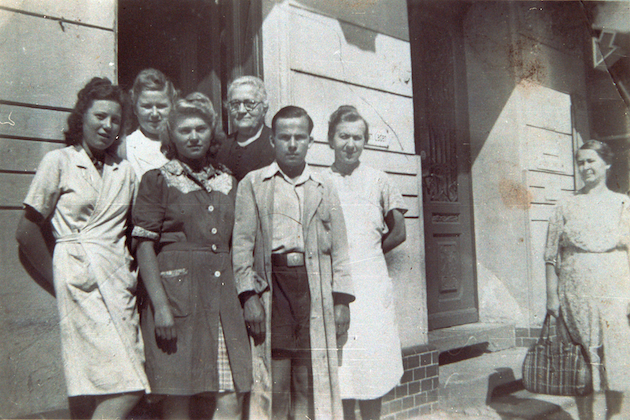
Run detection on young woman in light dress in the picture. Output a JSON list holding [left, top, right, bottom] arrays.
[[325, 105, 407, 420], [545, 140, 630, 419], [16, 77, 149, 419]]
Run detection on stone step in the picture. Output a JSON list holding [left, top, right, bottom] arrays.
[[428, 322, 516, 354], [433, 347, 579, 419], [439, 347, 528, 411]]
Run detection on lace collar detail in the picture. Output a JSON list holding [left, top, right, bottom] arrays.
[[160, 159, 233, 195]]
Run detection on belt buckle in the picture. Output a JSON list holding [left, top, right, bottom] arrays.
[[286, 252, 304, 267]]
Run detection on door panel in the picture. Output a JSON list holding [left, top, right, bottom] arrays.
[[409, 2, 478, 330]]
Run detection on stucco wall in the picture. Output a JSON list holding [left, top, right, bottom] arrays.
[[463, 2, 591, 329], [261, 0, 428, 347]]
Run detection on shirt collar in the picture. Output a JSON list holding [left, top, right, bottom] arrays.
[[74, 145, 119, 170], [262, 161, 322, 186], [236, 125, 265, 148]]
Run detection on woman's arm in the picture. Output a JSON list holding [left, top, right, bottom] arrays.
[[382, 209, 406, 254], [135, 239, 176, 340], [16, 207, 54, 286], [546, 263, 560, 318]]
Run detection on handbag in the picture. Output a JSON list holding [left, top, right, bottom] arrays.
[[522, 313, 592, 396]]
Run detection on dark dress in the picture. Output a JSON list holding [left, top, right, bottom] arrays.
[[132, 159, 251, 395], [216, 125, 274, 181]]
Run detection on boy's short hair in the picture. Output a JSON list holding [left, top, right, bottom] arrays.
[[271, 106, 314, 135]]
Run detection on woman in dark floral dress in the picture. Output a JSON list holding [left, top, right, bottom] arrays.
[[133, 93, 251, 419]]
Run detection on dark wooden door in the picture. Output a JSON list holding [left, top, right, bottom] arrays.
[[118, 0, 262, 131], [409, 2, 478, 330]]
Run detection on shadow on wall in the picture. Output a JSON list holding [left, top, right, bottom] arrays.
[[462, 1, 595, 165]]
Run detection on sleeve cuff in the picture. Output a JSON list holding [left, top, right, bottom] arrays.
[[239, 290, 257, 307], [132, 226, 159, 240], [333, 292, 354, 306]]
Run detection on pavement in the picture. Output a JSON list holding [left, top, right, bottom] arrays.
[[413, 346, 581, 419]]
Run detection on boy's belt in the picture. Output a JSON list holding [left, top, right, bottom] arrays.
[[271, 252, 305, 267]]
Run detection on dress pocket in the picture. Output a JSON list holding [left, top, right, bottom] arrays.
[[160, 268, 191, 317]]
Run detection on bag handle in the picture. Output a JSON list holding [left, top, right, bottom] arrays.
[[556, 311, 575, 344], [538, 313, 553, 344]]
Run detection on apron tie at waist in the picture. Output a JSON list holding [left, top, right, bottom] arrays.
[[56, 234, 109, 245]]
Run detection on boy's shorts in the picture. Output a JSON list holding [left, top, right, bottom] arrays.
[[270, 256, 311, 362]]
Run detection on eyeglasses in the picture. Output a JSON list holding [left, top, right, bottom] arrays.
[[227, 100, 261, 112]]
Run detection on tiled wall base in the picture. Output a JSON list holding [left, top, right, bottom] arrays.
[[381, 344, 439, 419]]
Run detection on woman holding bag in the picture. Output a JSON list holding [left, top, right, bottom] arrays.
[[545, 140, 630, 419]]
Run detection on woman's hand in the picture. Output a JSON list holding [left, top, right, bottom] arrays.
[[334, 303, 350, 336], [545, 262, 560, 318], [154, 304, 177, 340]]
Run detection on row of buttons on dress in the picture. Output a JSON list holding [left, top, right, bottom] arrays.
[[209, 204, 222, 280]]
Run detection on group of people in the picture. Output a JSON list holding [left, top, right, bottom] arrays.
[[18, 66, 630, 420], [16, 70, 407, 420]]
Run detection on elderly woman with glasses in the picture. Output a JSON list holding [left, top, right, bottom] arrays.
[[216, 76, 274, 181], [133, 92, 251, 419]]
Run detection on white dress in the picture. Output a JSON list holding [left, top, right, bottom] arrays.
[[23, 146, 149, 396], [125, 129, 169, 180], [326, 163, 407, 400]]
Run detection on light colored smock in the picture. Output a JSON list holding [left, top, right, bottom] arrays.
[[545, 191, 630, 392], [233, 163, 354, 419], [326, 163, 406, 400], [125, 128, 169, 179], [23, 146, 149, 396]]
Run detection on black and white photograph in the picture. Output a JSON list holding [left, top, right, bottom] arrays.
[[2, 0, 630, 419]]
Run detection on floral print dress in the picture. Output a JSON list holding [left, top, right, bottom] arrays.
[[545, 190, 630, 391]]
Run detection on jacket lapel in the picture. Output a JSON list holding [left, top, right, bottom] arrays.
[[255, 173, 275, 249], [75, 147, 102, 194], [303, 178, 323, 232]]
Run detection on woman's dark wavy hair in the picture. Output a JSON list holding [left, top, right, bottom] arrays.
[[327, 105, 369, 146], [577, 139, 614, 165], [64, 77, 127, 147]]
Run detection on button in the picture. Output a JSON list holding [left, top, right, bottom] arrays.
[[211, 244, 217, 251], [207, 205, 214, 212], [214, 271, 221, 277], [211, 228, 218, 234]]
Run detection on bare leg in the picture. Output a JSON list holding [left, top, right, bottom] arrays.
[[292, 364, 312, 420], [606, 391, 629, 420], [163, 395, 191, 420], [272, 359, 292, 420], [576, 393, 594, 420], [91, 391, 143, 420], [214, 392, 244, 420], [190, 394, 216, 420], [343, 399, 357, 420], [358, 398, 382, 420]]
